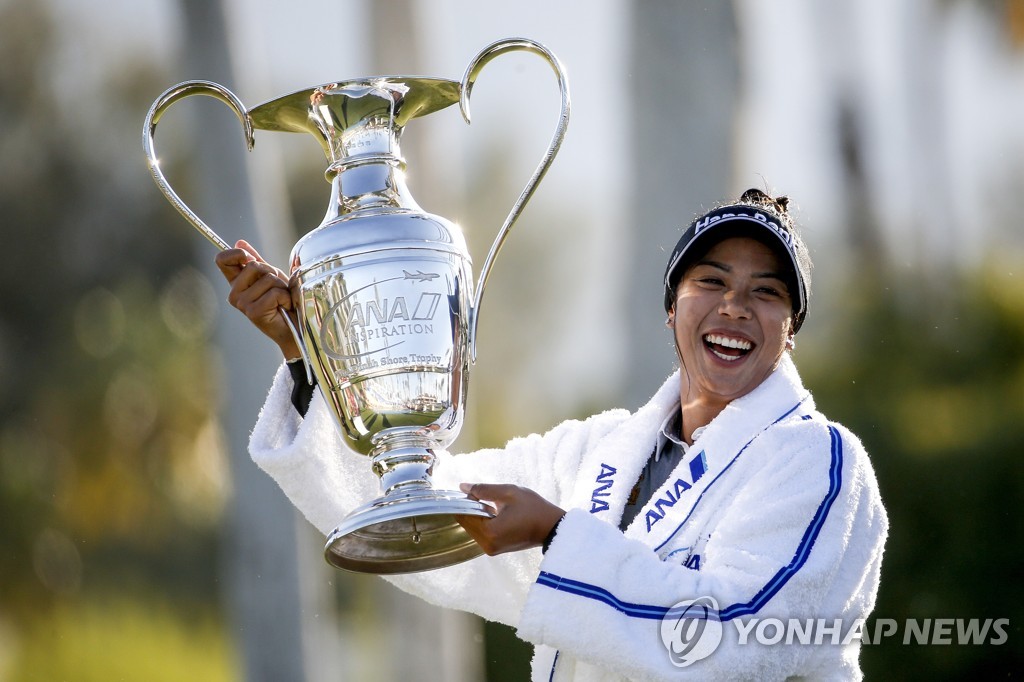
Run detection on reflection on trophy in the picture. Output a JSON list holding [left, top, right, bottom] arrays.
[[143, 38, 570, 574]]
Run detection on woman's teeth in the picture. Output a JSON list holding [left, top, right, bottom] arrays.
[[704, 334, 752, 362]]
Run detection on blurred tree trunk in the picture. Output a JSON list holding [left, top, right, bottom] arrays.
[[357, 3, 484, 681], [625, 1, 739, 407], [177, 1, 313, 680]]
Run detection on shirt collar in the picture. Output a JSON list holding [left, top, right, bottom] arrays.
[[654, 405, 706, 462]]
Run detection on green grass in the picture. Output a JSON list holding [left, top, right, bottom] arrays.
[[5, 597, 235, 682]]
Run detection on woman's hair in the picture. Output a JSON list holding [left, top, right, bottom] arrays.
[[737, 188, 792, 223]]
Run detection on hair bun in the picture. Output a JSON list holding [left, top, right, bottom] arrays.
[[739, 188, 789, 216], [739, 188, 769, 204]]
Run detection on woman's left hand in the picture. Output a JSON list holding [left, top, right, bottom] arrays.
[[456, 483, 565, 556]]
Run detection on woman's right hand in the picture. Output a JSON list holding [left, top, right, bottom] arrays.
[[214, 239, 301, 360]]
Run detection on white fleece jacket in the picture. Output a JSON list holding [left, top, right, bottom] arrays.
[[249, 354, 888, 681]]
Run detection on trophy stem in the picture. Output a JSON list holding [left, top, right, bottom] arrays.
[[325, 437, 494, 574], [371, 443, 437, 496]]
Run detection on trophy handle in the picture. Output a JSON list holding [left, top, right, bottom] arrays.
[[460, 38, 571, 362], [143, 80, 254, 251], [143, 81, 314, 383]]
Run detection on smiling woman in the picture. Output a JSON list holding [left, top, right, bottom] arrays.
[[227, 187, 888, 680]]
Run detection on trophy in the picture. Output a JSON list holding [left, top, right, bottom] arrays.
[[143, 38, 569, 573]]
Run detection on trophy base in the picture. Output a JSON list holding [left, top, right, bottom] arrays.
[[324, 488, 494, 574]]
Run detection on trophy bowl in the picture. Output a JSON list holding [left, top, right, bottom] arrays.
[[292, 203, 488, 574]]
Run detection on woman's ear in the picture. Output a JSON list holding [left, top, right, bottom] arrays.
[[786, 318, 798, 344], [666, 308, 675, 329]]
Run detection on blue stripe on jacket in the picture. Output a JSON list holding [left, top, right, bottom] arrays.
[[535, 425, 844, 622]]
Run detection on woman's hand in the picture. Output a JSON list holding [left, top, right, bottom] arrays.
[[214, 239, 301, 360], [456, 483, 566, 556]]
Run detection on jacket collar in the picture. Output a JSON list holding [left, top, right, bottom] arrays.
[[570, 354, 812, 539]]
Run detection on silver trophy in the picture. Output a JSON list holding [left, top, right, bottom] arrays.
[[143, 38, 569, 573]]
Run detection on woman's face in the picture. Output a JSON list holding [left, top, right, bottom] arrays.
[[669, 236, 794, 408]]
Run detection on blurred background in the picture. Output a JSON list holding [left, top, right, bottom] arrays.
[[1, 0, 1022, 679]]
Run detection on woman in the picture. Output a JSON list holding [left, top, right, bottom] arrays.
[[217, 189, 888, 680]]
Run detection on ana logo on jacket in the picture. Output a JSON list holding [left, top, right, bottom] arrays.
[[645, 450, 708, 532], [590, 463, 617, 513]]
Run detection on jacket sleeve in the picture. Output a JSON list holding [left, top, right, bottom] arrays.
[[248, 362, 630, 627], [515, 420, 888, 680], [248, 363, 377, 536]]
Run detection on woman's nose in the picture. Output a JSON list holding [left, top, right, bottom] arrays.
[[718, 290, 752, 318]]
